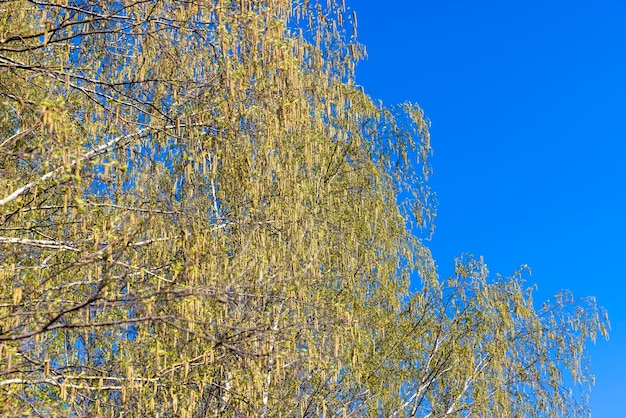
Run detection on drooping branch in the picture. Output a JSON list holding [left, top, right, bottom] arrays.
[[0, 127, 151, 206]]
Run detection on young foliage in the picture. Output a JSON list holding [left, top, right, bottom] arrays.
[[0, 0, 607, 416], [395, 257, 609, 417]]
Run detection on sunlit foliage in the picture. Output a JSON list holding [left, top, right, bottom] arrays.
[[0, 0, 607, 416]]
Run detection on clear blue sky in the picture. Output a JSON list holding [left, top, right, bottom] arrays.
[[354, 1, 625, 416]]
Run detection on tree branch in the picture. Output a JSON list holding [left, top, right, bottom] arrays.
[[0, 127, 152, 207]]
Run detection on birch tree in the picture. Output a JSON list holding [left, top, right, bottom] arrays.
[[392, 256, 609, 417], [0, 0, 608, 416]]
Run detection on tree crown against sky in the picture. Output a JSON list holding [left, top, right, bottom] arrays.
[[0, 0, 608, 416]]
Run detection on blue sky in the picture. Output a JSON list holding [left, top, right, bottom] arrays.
[[354, 1, 625, 416]]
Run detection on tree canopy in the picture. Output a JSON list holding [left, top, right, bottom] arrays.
[[0, 0, 608, 416]]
